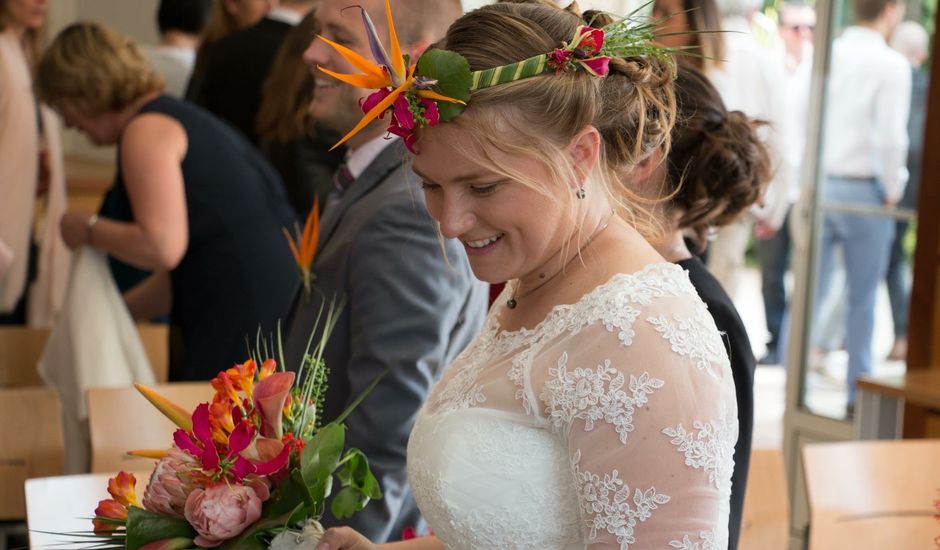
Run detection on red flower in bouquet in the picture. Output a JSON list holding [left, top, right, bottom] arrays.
[[93, 471, 138, 534]]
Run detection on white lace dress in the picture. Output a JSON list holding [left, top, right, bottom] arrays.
[[407, 263, 738, 550]]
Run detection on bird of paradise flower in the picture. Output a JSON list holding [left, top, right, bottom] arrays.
[[283, 199, 320, 303], [315, 0, 465, 151]]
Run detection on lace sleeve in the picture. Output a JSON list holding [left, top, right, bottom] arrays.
[[530, 290, 738, 550]]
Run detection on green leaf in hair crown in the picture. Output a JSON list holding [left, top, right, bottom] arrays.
[[415, 49, 471, 122]]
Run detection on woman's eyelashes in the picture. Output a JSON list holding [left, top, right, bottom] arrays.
[[420, 181, 502, 196]]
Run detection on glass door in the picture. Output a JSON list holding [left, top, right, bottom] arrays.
[[782, 0, 932, 543]]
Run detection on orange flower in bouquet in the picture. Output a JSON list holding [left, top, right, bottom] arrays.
[[69, 301, 380, 550]]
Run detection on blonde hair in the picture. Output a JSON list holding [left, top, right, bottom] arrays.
[[35, 22, 164, 115], [430, 2, 676, 239]]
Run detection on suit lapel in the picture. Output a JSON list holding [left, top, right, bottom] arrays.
[[317, 140, 407, 253]]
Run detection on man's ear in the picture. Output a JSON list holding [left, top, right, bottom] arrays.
[[568, 126, 602, 190], [630, 147, 666, 185], [404, 40, 433, 61]]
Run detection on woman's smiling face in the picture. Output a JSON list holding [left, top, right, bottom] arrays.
[[412, 122, 573, 285]]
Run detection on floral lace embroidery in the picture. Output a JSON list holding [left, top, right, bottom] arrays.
[[646, 307, 729, 378], [431, 263, 700, 416], [574, 450, 671, 550], [542, 352, 665, 444], [508, 349, 534, 414], [669, 529, 719, 550], [661, 411, 737, 491]]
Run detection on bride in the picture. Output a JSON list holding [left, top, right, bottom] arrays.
[[316, 2, 737, 548]]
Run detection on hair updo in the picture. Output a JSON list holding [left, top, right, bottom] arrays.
[[664, 64, 772, 249], [433, 1, 676, 237]]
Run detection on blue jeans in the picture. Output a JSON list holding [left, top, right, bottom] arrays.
[[814, 178, 894, 404], [757, 207, 792, 354]]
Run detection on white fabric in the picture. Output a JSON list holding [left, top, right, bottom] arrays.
[[0, 28, 40, 313], [141, 45, 196, 99], [822, 26, 911, 203], [708, 16, 797, 231], [267, 6, 304, 25], [408, 263, 738, 549], [38, 248, 155, 473], [27, 105, 72, 327], [346, 134, 397, 179]]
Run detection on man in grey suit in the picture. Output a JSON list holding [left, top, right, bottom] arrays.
[[284, 0, 486, 542]]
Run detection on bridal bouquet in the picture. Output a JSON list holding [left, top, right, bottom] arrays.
[[86, 324, 381, 550]]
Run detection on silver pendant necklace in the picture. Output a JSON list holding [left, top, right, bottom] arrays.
[[507, 213, 614, 309]]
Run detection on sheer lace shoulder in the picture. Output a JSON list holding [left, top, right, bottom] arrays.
[[409, 263, 738, 549]]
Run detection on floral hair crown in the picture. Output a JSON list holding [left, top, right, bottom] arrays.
[[318, 1, 673, 153]]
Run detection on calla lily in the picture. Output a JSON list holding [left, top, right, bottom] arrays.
[[136, 384, 192, 431], [253, 371, 295, 438]]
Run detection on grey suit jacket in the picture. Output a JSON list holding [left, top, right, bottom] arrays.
[[283, 140, 488, 541]]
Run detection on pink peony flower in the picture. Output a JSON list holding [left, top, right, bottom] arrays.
[[183, 482, 269, 547], [142, 446, 199, 517]]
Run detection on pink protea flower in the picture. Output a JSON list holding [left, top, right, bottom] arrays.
[[142, 446, 198, 517], [183, 482, 269, 547]]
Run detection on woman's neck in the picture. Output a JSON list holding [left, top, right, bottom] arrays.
[[652, 229, 692, 263], [159, 30, 199, 50]]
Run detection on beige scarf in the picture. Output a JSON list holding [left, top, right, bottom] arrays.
[[0, 29, 70, 325]]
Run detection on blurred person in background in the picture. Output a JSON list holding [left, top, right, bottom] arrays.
[[141, 0, 212, 98], [653, 0, 797, 310], [817, 0, 909, 413], [755, 1, 816, 365], [0, 0, 70, 327], [884, 20, 929, 361], [623, 64, 771, 550], [193, 0, 315, 144], [256, 10, 345, 220], [185, 0, 272, 101], [37, 22, 297, 381]]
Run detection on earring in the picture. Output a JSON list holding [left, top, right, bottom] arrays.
[[576, 186, 586, 199]]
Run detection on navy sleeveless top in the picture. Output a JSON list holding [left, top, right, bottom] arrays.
[[101, 96, 297, 380]]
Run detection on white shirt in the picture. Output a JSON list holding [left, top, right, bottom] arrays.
[[823, 26, 911, 202], [140, 45, 195, 99], [346, 134, 398, 179], [709, 17, 798, 230], [266, 6, 304, 26]]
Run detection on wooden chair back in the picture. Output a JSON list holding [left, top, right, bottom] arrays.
[[87, 382, 213, 473], [0, 324, 168, 387], [803, 439, 940, 549], [0, 387, 64, 520], [0, 327, 48, 386], [739, 448, 790, 549]]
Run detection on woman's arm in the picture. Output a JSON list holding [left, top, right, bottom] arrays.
[[123, 270, 171, 320], [61, 112, 190, 270]]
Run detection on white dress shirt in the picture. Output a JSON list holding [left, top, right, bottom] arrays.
[[141, 45, 196, 98], [266, 6, 304, 26], [708, 17, 798, 230], [346, 134, 398, 179], [823, 26, 911, 203]]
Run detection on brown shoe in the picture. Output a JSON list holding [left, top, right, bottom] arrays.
[[887, 337, 907, 361]]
